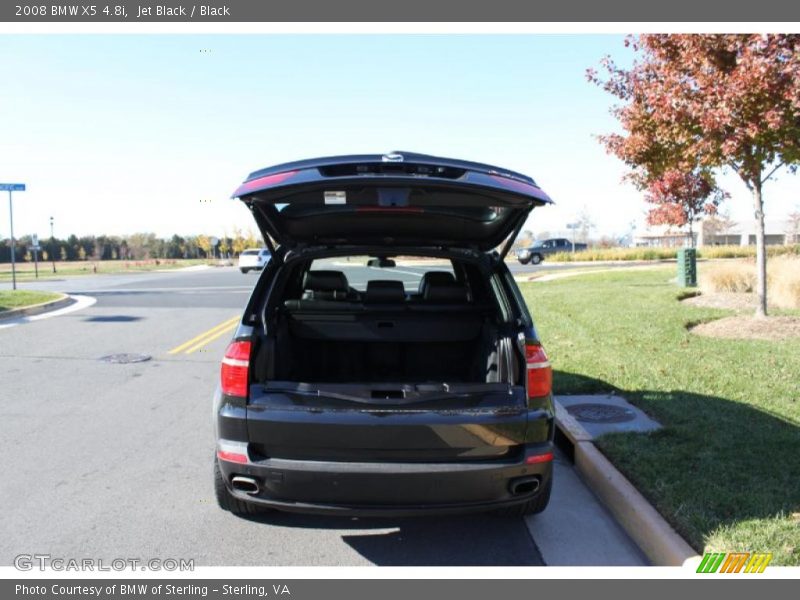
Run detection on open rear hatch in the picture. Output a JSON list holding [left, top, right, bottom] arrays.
[[232, 151, 552, 253]]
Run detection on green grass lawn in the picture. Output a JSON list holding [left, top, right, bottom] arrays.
[[520, 267, 800, 565], [0, 290, 62, 312], [0, 258, 210, 281]]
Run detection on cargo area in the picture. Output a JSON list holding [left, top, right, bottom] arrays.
[[253, 264, 523, 387], [273, 302, 504, 384], [244, 259, 532, 464]]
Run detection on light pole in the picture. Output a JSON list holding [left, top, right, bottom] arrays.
[[50, 216, 56, 274], [32, 233, 39, 279]]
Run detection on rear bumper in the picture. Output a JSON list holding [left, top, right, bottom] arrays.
[[213, 386, 555, 515], [216, 445, 553, 516]]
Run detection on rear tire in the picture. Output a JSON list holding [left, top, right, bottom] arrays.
[[213, 458, 268, 516], [531, 254, 543, 265], [518, 256, 531, 265], [499, 476, 552, 517], [240, 268, 250, 274]]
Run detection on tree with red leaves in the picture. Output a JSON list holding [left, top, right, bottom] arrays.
[[645, 170, 727, 247], [589, 34, 800, 316]]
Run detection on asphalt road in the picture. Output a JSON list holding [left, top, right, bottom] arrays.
[[0, 264, 646, 567]]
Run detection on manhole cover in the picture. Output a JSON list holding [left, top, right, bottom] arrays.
[[566, 403, 636, 423], [99, 353, 151, 364]]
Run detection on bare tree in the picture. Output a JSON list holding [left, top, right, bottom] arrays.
[[702, 210, 739, 245], [576, 207, 595, 244], [786, 209, 800, 245]]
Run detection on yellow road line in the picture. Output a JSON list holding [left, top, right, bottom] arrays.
[[184, 322, 239, 354], [167, 315, 240, 355]]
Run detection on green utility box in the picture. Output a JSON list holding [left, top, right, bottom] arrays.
[[677, 247, 697, 287]]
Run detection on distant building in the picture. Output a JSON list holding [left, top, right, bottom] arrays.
[[633, 224, 696, 248], [698, 217, 796, 247], [633, 217, 798, 248]]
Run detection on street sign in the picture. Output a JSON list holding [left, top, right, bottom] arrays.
[[3, 182, 26, 290], [32, 233, 40, 250], [210, 237, 219, 246]]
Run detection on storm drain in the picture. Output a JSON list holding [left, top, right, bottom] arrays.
[[566, 403, 636, 424], [99, 353, 152, 364]]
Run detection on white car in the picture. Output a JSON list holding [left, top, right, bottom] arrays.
[[238, 248, 271, 273]]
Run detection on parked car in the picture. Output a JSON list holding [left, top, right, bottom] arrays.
[[238, 248, 271, 273], [516, 238, 587, 264], [214, 152, 555, 517]]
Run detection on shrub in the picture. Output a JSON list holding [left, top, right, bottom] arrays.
[[699, 256, 800, 308], [700, 261, 756, 293], [547, 247, 679, 262], [769, 256, 800, 309], [541, 244, 800, 263]]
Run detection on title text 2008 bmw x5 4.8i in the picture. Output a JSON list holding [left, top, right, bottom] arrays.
[[213, 152, 555, 517]]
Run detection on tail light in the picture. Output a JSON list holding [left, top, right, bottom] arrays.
[[217, 449, 248, 464], [525, 342, 552, 398], [525, 452, 554, 465], [217, 440, 249, 464], [221, 340, 252, 398]]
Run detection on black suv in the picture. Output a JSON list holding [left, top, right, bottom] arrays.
[[516, 238, 588, 265], [213, 152, 555, 517]]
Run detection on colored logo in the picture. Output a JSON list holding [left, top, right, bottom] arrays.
[[697, 552, 772, 573]]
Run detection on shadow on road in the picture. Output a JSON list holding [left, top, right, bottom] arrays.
[[239, 511, 542, 566], [84, 315, 143, 322]]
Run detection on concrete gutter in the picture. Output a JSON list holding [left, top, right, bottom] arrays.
[[554, 400, 701, 567], [0, 293, 75, 321]]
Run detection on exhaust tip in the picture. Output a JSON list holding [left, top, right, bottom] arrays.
[[231, 476, 259, 495], [509, 476, 540, 496]]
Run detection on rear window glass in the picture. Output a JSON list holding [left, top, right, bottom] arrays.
[[241, 249, 260, 256], [309, 257, 455, 293]]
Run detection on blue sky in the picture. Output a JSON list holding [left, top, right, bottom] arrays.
[[0, 34, 797, 241]]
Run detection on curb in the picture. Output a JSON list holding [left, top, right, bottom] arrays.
[[0, 293, 75, 321], [554, 400, 700, 566]]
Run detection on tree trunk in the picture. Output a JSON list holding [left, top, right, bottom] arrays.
[[753, 182, 768, 318]]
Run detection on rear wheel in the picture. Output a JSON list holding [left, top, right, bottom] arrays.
[[531, 254, 543, 265], [213, 458, 268, 516], [518, 256, 531, 265], [240, 268, 250, 274], [498, 476, 552, 517]]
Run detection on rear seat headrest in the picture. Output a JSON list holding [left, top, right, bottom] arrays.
[[302, 270, 349, 301], [418, 271, 456, 296], [365, 280, 406, 304], [303, 270, 349, 292], [423, 280, 469, 303]]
